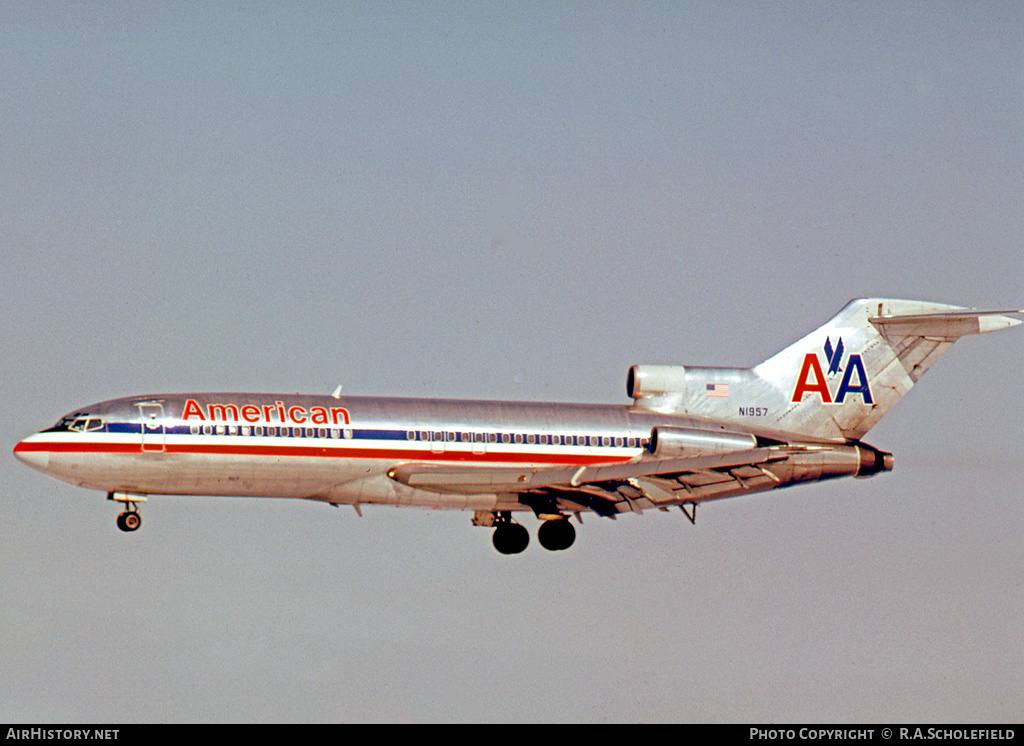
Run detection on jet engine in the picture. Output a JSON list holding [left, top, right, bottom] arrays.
[[648, 425, 758, 458], [854, 443, 895, 478], [627, 365, 687, 400]]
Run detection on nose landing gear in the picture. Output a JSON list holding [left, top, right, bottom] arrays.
[[115, 510, 142, 532], [108, 492, 146, 533]]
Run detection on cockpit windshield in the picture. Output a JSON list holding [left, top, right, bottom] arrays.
[[52, 415, 104, 432]]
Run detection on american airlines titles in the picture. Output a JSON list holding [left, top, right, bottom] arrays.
[[182, 399, 351, 426]]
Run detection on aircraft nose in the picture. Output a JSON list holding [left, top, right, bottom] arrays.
[[13, 435, 50, 473]]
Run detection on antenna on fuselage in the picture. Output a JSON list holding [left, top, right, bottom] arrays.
[[331, 385, 342, 399]]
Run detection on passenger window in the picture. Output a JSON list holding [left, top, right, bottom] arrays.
[[514, 433, 523, 444]]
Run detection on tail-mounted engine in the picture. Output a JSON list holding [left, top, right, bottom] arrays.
[[626, 365, 687, 399], [648, 425, 759, 458], [627, 365, 688, 411]]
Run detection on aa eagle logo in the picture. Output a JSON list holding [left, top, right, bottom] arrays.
[[791, 337, 873, 404]]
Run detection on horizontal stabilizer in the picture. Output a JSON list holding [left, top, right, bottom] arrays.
[[869, 308, 1022, 338]]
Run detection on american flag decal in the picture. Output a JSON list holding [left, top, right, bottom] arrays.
[[706, 383, 729, 398]]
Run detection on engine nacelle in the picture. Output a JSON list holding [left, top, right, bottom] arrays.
[[648, 425, 758, 458], [627, 365, 687, 400], [854, 443, 895, 478]]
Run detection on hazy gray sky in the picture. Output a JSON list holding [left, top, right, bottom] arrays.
[[3, 2, 1022, 722]]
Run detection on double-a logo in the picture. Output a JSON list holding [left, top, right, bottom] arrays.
[[791, 337, 874, 404]]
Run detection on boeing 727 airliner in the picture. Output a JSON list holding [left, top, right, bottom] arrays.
[[14, 298, 1022, 554]]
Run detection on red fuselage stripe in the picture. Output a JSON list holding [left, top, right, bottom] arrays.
[[13, 440, 631, 466]]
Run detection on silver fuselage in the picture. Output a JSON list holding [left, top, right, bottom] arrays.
[[14, 299, 1020, 545], [14, 391, 868, 513]]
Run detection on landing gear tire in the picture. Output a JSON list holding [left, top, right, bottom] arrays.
[[538, 518, 575, 551], [117, 510, 142, 533], [492, 522, 530, 555]]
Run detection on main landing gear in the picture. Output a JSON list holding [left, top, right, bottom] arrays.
[[481, 512, 577, 555], [537, 517, 575, 552], [492, 519, 530, 555], [108, 492, 145, 533]]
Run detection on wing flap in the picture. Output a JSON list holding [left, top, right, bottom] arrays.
[[388, 448, 788, 495], [387, 448, 794, 516]]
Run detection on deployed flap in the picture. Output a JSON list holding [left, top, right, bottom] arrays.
[[386, 441, 889, 514], [388, 448, 787, 495]]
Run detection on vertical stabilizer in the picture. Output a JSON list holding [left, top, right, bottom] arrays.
[[751, 299, 1021, 441]]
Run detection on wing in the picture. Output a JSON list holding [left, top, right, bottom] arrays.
[[387, 447, 793, 517]]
